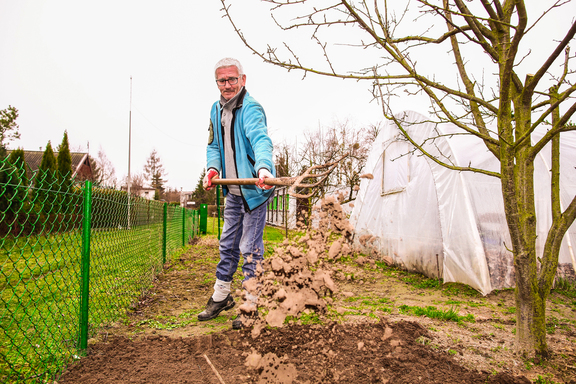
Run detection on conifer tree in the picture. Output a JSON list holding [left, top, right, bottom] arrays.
[[8, 148, 28, 187], [57, 131, 73, 214], [191, 169, 216, 205], [57, 131, 72, 180], [8, 148, 29, 206], [0, 149, 29, 235], [0, 155, 10, 220], [143, 149, 167, 197], [35, 141, 58, 220]]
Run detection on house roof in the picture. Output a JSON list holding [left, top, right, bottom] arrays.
[[6, 150, 91, 178]]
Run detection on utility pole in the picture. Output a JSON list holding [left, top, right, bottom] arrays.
[[127, 76, 132, 229]]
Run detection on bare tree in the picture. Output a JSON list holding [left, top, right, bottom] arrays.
[[274, 141, 298, 178], [328, 120, 379, 203], [123, 173, 146, 197], [282, 119, 378, 220], [163, 187, 181, 204], [299, 124, 336, 200], [297, 120, 377, 203], [95, 147, 117, 188], [221, 0, 576, 357]]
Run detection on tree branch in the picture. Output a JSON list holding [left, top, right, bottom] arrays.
[[524, 20, 576, 96], [444, 0, 499, 159], [388, 113, 501, 178]]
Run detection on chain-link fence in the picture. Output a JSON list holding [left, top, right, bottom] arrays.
[[0, 158, 200, 383]]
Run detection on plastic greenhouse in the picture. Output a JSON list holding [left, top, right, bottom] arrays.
[[350, 111, 576, 295]]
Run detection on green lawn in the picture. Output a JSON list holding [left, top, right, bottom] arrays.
[[206, 216, 294, 242], [0, 210, 282, 382], [0, 220, 191, 383]]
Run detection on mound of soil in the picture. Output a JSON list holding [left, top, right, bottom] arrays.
[[60, 319, 530, 384]]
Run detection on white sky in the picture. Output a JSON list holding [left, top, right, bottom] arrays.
[[1, 1, 574, 191], [0, 0, 384, 191]]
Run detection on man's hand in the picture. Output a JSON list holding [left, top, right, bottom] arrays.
[[256, 169, 274, 190], [203, 169, 219, 191]]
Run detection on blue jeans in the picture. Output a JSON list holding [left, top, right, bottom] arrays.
[[216, 194, 268, 283]]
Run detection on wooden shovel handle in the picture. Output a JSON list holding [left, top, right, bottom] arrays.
[[211, 177, 296, 186]]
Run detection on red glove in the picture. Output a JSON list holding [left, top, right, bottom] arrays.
[[256, 169, 274, 190], [203, 169, 219, 191]]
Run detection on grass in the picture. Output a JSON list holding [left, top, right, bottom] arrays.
[[545, 315, 573, 335], [533, 374, 559, 384], [374, 260, 400, 277], [401, 275, 442, 289], [399, 305, 475, 323], [286, 310, 324, 325], [206, 216, 294, 242], [372, 258, 481, 297], [339, 295, 393, 317], [441, 283, 481, 297], [554, 277, 576, 300], [263, 226, 289, 242], [135, 309, 230, 331], [0, 217, 196, 383], [503, 306, 516, 314]]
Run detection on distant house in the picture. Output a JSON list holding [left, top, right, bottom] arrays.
[[180, 191, 195, 208], [119, 186, 157, 200], [6, 150, 95, 181], [137, 188, 156, 200]]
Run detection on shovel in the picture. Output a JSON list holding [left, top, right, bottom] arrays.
[[211, 153, 349, 198]]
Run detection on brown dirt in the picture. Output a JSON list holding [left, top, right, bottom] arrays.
[[59, 198, 576, 384]]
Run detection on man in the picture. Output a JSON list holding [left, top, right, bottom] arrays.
[[198, 58, 275, 329]]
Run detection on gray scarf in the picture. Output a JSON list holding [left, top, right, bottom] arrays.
[[220, 88, 244, 195]]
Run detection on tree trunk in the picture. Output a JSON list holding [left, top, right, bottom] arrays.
[[500, 102, 550, 356], [514, 251, 548, 357]]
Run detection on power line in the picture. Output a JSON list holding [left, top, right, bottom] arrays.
[[133, 105, 203, 147]]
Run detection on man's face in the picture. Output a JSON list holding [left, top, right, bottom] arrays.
[[215, 66, 246, 101]]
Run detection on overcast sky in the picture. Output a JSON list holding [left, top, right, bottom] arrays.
[[0, 0, 386, 191], [1, 1, 574, 191]]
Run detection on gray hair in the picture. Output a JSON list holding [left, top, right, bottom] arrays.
[[214, 58, 244, 78]]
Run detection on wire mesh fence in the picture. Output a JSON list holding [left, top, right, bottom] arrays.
[[0, 158, 200, 383]]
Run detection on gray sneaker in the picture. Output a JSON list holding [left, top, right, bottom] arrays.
[[197, 294, 235, 321]]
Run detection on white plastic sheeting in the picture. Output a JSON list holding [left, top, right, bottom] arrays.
[[350, 111, 576, 295]]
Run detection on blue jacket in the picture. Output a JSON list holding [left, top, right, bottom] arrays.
[[206, 88, 276, 211]]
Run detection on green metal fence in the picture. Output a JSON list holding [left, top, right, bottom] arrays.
[[0, 158, 200, 383]]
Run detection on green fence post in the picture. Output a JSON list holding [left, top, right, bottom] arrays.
[[199, 204, 207, 234], [162, 202, 168, 264], [79, 180, 92, 353], [284, 190, 288, 239], [192, 209, 196, 236], [182, 207, 186, 246], [195, 209, 199, 236], [216, 185, 221, 240]]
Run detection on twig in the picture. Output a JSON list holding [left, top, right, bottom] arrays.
[[203, 353, 226, 384]]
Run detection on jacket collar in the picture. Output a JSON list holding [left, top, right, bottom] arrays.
[[219, 87, 247, 111]]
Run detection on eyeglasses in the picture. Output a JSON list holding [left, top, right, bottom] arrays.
[[216, 77, 240, 87]]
